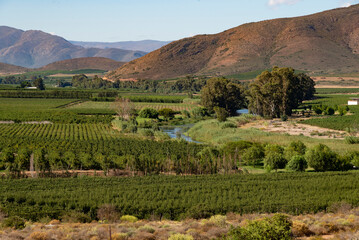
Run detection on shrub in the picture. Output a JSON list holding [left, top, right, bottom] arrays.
[[242, 145, 265, 167], [306, 144, 338, 172], [112, 233, 128, 240], [281, 114, 288, 121], [2, 216, 26, 229], [214, 106, 229, 122], [120, 215, 138, 222], [208, 215, 227, 227], [312, 105, 322, 115], [221, 122, 237, 129], [158, 108, 175, 120], [324, 106, 335, 115], [61, 211, 91, 223], [190, 107, 209, 118], [139, 129, 155, 137], [138, 108, 159, 119], [264, 152, 287, 172], [286, 155, 308, 172], [138, 225, 156, 233], [29, 231, 49, 240], [168, 233, 194, 240], [225, 214, 292, 240], [345, 136, 359, 144]]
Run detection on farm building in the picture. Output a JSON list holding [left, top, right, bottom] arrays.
[[348, 98, 359, 105]]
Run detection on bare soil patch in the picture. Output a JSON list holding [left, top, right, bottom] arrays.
[[241, 119, 348, 139]]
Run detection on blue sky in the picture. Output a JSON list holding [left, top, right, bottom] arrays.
[[0, 0, 358, 42]]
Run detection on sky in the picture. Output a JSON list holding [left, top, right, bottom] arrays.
[[0, 0, 358, 42]]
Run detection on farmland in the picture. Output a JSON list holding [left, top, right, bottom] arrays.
[[1, 172, 359, 221]]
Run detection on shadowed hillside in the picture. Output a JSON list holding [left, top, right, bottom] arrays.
[[107, 4, 359, 80], [38, 57, 125, 71], [0, 62, 28, 75], [0, 26, 146, 68]]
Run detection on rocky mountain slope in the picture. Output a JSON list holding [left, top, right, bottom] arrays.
[[0, 26, 146, 68], [107, 4, 359, 80], [38, 57, 125, 71]]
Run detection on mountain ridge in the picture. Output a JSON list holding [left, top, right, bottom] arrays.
[[106, 4, 359, 81], [0, 26, 147, 68]]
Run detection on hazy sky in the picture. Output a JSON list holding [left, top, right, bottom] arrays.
[[0, 0, 358, 42]]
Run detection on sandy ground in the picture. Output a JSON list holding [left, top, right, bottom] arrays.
[[240, 119, 349, 139]]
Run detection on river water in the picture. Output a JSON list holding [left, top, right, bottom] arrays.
[[161, 124, 201, 143]]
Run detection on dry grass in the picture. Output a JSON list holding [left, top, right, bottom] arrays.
[[2, 208, 359, 239]]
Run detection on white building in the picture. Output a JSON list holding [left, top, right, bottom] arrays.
[[348, 98, 359, 106]]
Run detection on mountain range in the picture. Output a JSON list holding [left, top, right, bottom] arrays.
[[70, 40, 171, 53], [0, 26, 147, 68], [106, 4, 359, 81]]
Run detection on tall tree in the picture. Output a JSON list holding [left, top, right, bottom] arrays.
[[247, 67, 315, 118], [201, 77, 245, 116], [33, 77, 45, 90]]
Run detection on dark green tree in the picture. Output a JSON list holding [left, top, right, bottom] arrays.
[[201, 77, 245, 116], [33, 77, 45, 90], [248, 67, 315, 118]]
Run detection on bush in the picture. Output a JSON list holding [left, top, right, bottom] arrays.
[[138, 108, 159, 119], [306, 144, 338, 172], [120, 215, 138, 222], [112, 233, 128, 240], [2, 216, 26, 229], [158, 108, 175, 120], [138, 225, 156, 233], [168, 233, 194, 240], [29, 231, 49, 240], [242, 145, 265, 167], [208, 215, 227, 227], [221, 122, 237, 129], [190, 107, 209, 118], [225, 214, 292, 240], [324, 106, 335, 115], [345, 136, 359, 144], [61, 211, 91, 223], [139, 129, 155, 137], [286, 155, 308, 172], [264, 152, 287, 172], [214, 106, 229, 122]]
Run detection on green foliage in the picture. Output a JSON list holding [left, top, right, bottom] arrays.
[[168, 234, 194, 240], [345, 136, 359, 144], [214, 106, 229, 122], [242, 145, 265, 167], [248, 67, 315, 118], [158, 108, 176, 120], [225, 214, 292, 240], [208, 215, 227, 227], [2, 216, 26, 229], [138, 108, 159, 119], [120, 215, 138, 222], [33, 77, 45, 90], [201, 77, 245, 116], [264, 152, 287, 172], [1, 173, 359, 221], [190, 107, 209, 118], [286, 155, 308, 172], [306, 144, 339, 172]]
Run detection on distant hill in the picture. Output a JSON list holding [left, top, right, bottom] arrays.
[[107, 4, 359, 81], [70, 40, 171, 52], [38, 57, 125, 71], [0, 62, 28, 75], [0, 26, 147, 68]]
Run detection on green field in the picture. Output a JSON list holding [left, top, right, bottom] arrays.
[[1, 172, 358, 221], [186, 117, 359, 153], [302, 94, 359, 130], [70, 101, 199, 114]]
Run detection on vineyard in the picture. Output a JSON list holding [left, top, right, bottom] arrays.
[[0, 123, 120, 141], [70, 101, 199, 113], [302, 94, 359, 130], [0, 172, 358, 221]]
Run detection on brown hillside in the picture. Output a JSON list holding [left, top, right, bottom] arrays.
[[38, 57, 125, 71], [0, 62, 28, 75], [107, 4, 359, 80]]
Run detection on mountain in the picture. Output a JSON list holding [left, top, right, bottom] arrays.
[[107, 4, 359, 81], [38, 57, 125, 71], [70, 40, 171, 52], [0, 26, 147, 68], [0, 62, 28, 75]]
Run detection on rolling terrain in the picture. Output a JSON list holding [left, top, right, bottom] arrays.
[[71, 40, 171, 52], [0, 62, 28, 75], [107, 4, 359, 80], [0, 26, 146, 68], [38, 57, 125, 71]]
